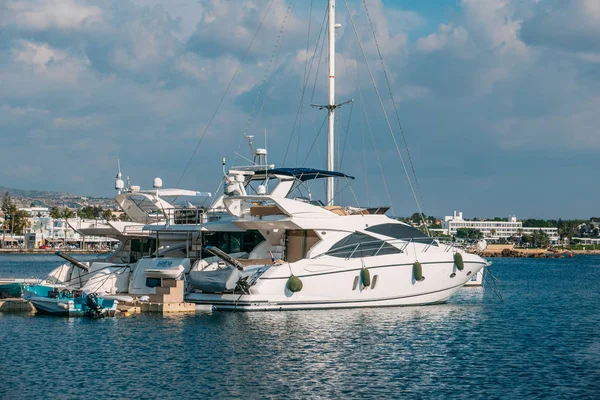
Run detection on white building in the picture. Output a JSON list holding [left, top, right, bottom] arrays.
[[442, 211, 560, 244], [17, 210, 118, 248], [18, 207, 50, 218]]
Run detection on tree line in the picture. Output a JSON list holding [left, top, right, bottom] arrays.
[[2, 193, 30, 244]]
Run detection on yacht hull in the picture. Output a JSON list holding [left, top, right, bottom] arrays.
[[186, 259, 486, 311]]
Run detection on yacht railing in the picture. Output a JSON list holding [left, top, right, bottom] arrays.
[[165, 208, 206, 225]]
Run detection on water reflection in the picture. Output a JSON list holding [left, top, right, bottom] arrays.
[[3, 257, 600, 399]]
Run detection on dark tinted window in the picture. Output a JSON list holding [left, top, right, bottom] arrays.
[[327, 232, 401, 258], [202, 230, 264, 257], [365, 223, 427, 239], [146, 277, 161, 288], [365, 223, 436, 245]]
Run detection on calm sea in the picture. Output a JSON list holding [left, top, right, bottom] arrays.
[[1, 254, 599, 399]]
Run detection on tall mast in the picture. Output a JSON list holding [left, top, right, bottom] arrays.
[[326, 0, 336, 205]]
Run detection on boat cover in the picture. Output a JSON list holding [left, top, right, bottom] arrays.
[[189, 267, 244, 293]]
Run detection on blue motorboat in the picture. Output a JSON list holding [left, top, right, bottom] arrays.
[[23, 285, 118, 318]]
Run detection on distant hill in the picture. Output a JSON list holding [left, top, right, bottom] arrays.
[[0, 186, 115, 210]]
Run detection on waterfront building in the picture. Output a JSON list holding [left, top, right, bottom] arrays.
[[570, 237, 600, 245], [441, 211, 560, 244], [9, 206, 118, 248]]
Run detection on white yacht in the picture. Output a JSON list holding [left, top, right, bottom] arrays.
[[183, 0, 488, 310], [185, 169, 487, 310], [46, 153, 278, 299], [45, 173, 212, 296]]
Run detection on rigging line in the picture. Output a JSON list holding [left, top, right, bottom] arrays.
[[239, 0, 295, 159], [310, 11, 329, 105], [343, 0, 425, 231], [295, 0, 314, 165], [338, 104, 358, 171], [356, 65, 394, 215], [315, 114, 322, 168], [282, 4, 328, 165], [303, 0, 314, 88], [176, 0, 277, 187], [347, 181, 362, 210], [331, 176, 355, 207], [361, 0, 427, 222], [311, 31, 328, 170], [302, 114, 329, 166], [252, 0, 296, 140], [338, 53, 355, 169], [357, 38, 369, 207], [361, 104, 369, 206], [244, 2, 294, 137]]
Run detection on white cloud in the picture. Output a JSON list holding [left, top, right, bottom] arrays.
[[493, 96, 600, 150], [1, 0, 600, 217], [416, 24, 469, 54], [0, 105, 50, 129], [12, 40, 67, 67], [520, 0, 600, 53], [576, 52, 600, 63], [10, 40, 90, 84], [2, 0, 102, 31]]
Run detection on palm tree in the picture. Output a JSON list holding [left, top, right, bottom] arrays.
[[62, 207, 75, 248], [21, 215, 31, 249], [49, 207, 62, 245], [1, 218, 8, 249], [49, 207, 62, 219], [102, 209, 113, 222]]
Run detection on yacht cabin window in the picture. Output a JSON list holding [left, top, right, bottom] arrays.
[[327, 232, 401, 258]]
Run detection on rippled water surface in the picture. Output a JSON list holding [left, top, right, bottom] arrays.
[[1, 254, 599, 399]]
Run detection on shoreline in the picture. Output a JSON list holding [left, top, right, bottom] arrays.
[[482, 248, 600, 258], [0, 249, 111, 255]]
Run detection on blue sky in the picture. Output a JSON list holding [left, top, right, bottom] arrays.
[[1, 0, 599, 219]]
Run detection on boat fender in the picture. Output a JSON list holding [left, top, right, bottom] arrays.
[[413, 262, 425, 282], [454, 253, 464, 271], [287, 275, 303, 293], [360, 267, 371, 288]]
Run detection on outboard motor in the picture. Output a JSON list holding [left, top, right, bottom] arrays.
[[85, 293, 104, 318]]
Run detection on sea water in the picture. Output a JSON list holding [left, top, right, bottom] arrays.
[[0, 254, 599, 399]]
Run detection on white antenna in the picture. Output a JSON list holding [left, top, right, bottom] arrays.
[[246, 135, 255, 161], [115, 159, 124, 194]]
